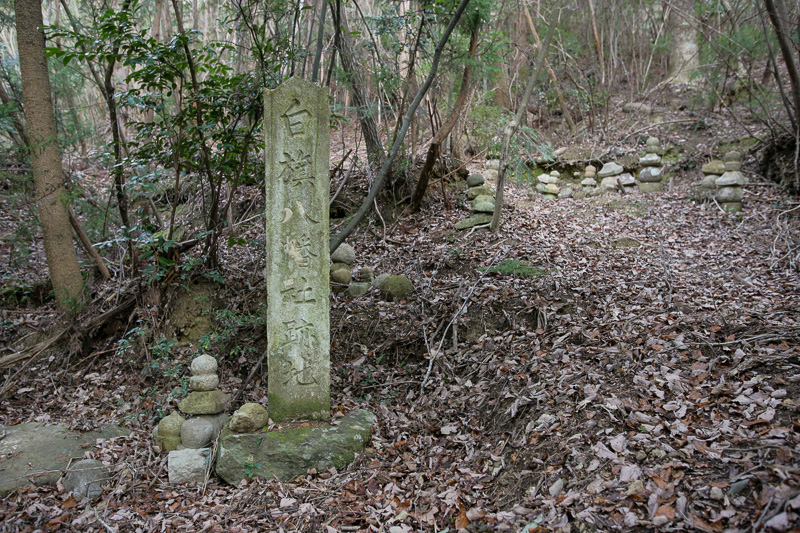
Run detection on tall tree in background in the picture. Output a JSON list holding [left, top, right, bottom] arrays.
[[15, 0, 85, 311], [666, 0, 699, 84]]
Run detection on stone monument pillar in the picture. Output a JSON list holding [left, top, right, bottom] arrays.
[[265, 77, 330, 422]]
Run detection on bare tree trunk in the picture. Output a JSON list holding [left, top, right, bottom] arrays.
[[16, 0, 85, 310], [409, 24, 480, 212], [330, 0, 472, 253], [330, 0, 386, 170], [491, 19, 555, 233]]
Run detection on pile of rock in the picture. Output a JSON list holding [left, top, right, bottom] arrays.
[[699, 159, 725, 190], [466, 172, 495, 214], [536, 170, 561, 200], [330, 242, 356, 290], [581, 165, 598, 191], [715, 151, 746, 212], [156, 355, 230, 483], [598, 162, 625, 190], [638, 137, 665, 193], [484, 160, 499, 182]]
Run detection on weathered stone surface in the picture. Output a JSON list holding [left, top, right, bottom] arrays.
[[471, 194, 494, 205], [542, 193, 557, 200], [537, 174, 550, 184], [598, 162, 624, 178], [168, 448, 210, 483], [265, 77, 331, 423], [472, 201, 495, 213], [358, 266, 374, 282], [216, 410, 375, 484], [618, 173, 636, 186], [701, 160, 725, 175], [646, 136, 660, 147], [467, 173, 485, 187], [721, 202, 742, 213], [638, 181, 663, 193], [549, 170, 560, 178], [716, 171, 746, 187], [699, 174, 718, 189], [581, 178, 597, 187], [180, 417, 214, 449], [622, 102, 652, 113], [63, 459, 109, 501], [600, 176, 621, 189], [573, 189, 587, 199], [191, 355, 218, 376], [558, 187, 574, 199], [638, 167, 663, 182], [330, 261, 349, 272], [716, 186, 743, 203], [0, 423, 129, 497], [544, 183, 560, 194], [454, 214, 492, 230], [585, 165, 596, 174], [347, 282, 371, 298], [189, 374, 219, 392], [229, 403, 269, 434], [484, 169, 499, 182], [156, 412, 185, 451], [379, 275, 414, 301], [330, 243, 355, 265], [485, 159, 500, 170], [725, 160, 742, 171], [467, 186, 494, 200], [724, 150, 741, 162], [372, 273, 390, 289], [195, 413, 228, 441], [179, 390, 231, 415], [330, 267, 352, 285], [639, 153, 661, 166]]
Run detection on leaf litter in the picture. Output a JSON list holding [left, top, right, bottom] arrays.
[[2, 166, 800, 531]]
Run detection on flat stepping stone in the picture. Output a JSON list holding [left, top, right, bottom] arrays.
[[455, 214, 492, 230], [0, 423, 129, 496]]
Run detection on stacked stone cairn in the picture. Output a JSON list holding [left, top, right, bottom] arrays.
[[699, 158, 725, 190], [598, 161, 625, 190], [638, 137, 665, 193], [330, 242, 355, 293], [484, 159, 499, 182], [536, 170, 561, 200], [155, 354, 230, 483], [581, 164, 598, 192], [456, 171, 495, 230], [715, 151, 746, 212]]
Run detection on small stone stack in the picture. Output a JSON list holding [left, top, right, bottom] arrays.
[[581, 165, 598, 191], [484, 160, 500, 182], [157, 355, 231, 483], [715, 151, 746, 212], [330, 243, 355, 292], [699, 159, 725, 190], [466, 172, 495, 214], [536, 170, 561, 200], [638, 137, 665, 193], [347, 266, 373, 298], [598, 162, 624, 190]]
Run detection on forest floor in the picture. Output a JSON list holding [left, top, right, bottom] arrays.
[[2, 97, 800, 531]]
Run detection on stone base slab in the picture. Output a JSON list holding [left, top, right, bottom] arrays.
[[638, 182, 663, 193], [215, 409, 375, 484]]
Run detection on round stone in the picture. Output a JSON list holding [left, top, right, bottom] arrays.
[[472, 201, 495, 213], [157, 412, 185, 451], [724, 161, 742, 171], [330, 243, 355, 265], [229, 403, 268, 434], [724, 150, 741, 162], [581, 177, 597, 187], [699, 174, 718, 189], [331, 267, 352, 285], [639, 153, 661, 166], [545, 183, 560, 194], [485, 159, 500, 170], [347, 282, 370, 298], [585, 165, 597, 174], [191, 355, 217, 376], [359, 266, 375, 282], [701, 160, 725, 175], [379, 275, 414, 301], [558, 187, 574, 199], [721, 202, 742, 213], [190, 374, 219, 391], [484, 169, 499, 181], [181, 417, 214, 449], [618, 173, 636, 186], [716, 186, 743, 203], [372, 273, 390, 289], [646, 136, 660, 147], [638, 167, 662, 183], [466, 173, 485, 187], [537, 174, 550, 184], [549, 170, 560, 178]]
